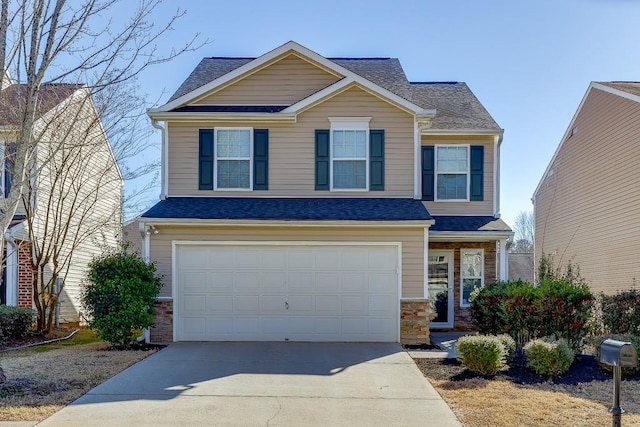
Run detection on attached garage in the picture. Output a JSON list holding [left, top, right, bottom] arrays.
[[174, 242, 401, 342]]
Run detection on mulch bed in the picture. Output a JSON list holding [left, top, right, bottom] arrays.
[[0, 330, 71, 352]]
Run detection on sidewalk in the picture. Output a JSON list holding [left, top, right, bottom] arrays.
[[407, 332, 471, 359]]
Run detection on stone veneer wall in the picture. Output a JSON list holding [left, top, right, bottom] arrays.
[[429, 241, 496, 331], [150, 299, 173, 342], [17, 240, 33, 308], [400, 299, 430, 344]]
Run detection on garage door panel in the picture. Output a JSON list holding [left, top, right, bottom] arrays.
[[369, 273, 397, 292], [287, 272, 313, 290], [235, 272, 261, 291], [342, 273, 368, 292], [234, 295, 260, 312], [182, 271, 208, 292], [315, 295, 341, 315], [175, 244, 399, 342], [262, 272, 287, 292], [315, 272, 341, 292], [206, 296, 233, 313], [183, 295, 206, 314], [288, 250, 314, 269], [261, 295, 286, 313]]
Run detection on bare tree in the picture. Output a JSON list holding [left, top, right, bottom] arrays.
[[509, 210, 534, 253], [0, 1, 202, 381]]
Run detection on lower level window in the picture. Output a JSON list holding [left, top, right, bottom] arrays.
[[460, 248, 484, 307]]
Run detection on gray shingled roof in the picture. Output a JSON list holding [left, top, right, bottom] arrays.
[[430, 216, 512, 232], [597, 81, 640, 98], [166, 54, 501, 131], [508, 253, 534, 283], [142, 197, 432, 221]]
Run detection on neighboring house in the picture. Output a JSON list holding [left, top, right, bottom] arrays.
[[142, 41, 511, 344], [534, 81, 640, 295], [508, 252, 534, 283], [0, 79, 123, 323]]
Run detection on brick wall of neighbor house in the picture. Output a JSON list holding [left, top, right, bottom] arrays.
[[17, 240, 33, 308], [400, 299, 430, 344], [429, 241, 497, 331], [150, 300, 173, 342]]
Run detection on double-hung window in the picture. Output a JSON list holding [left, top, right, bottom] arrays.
[[436, 145, 469, 200], [330, 118, 370, 191], [460, 248, 484, 307], [215, 128, 252, 190]]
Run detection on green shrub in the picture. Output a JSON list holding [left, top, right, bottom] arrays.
[[456, 335, 507, 375], [524, 338, 575, 377], [470, 277, 593, 351], [81, 249, 162, 348], [0, 305, 36, 344], [600, 290, 640, 335], [496, 334, 517, 363]]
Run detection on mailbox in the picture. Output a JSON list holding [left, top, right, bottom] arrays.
[[600, 339, 638, 368]]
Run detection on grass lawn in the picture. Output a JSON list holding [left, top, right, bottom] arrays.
[[416, 356, 640, 427], [0, 328, 158, 422]]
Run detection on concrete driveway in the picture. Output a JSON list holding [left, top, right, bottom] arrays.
[[37, 342, 461, 427]]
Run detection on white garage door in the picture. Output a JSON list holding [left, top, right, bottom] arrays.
[[174, 243, 400, 342]]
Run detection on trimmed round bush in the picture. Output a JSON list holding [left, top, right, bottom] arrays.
[[0, 305, 36, 344], [82, 250, 162, 348], [524, 338, 574, 377], [456, 335, 507, 375], [496, 334, 517, 363]]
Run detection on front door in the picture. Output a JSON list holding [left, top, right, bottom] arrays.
[[428, 251, 454, 328]]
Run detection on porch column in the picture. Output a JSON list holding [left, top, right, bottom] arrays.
[[499, 238, 508, 281]]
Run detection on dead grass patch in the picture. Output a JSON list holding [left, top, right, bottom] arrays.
[[416, 357, 640, 427], [0, 336, 157, 422]]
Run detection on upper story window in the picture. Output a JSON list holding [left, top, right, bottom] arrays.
[[330, 117, 371, 191], [436, 145, 469, 200], [215, 128, 252, 190]]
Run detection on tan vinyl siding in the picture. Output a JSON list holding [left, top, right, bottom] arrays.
[[31, 92, 122, 322], [167, 86, 415, 197], [421, 134, 495, 215], [193, 54, 341, 106], [534, 87, 640, 295], [148, 225, 425, 299]]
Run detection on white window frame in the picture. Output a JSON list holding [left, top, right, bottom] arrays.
[[435, 144, 470, 202], [329, 117, 371, 192], [214, 127, 253, 191], [460, 248, 484, 307]]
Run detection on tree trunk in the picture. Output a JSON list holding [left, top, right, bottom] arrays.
[[0, 365, 6, 385]]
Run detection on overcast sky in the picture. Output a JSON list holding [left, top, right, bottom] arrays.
[[136, 0, 640, 227]]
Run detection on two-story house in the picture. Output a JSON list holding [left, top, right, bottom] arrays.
[[534, 82, 640, 295], [0, 79, 122, 324], [142, 42, 511, 344]]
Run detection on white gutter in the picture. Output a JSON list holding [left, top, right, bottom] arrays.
[[3, 230, 18, 306], [140, 218, 435, 228], [151, 120, 168, 199]]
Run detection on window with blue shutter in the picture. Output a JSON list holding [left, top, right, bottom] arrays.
[[253, 129, 268, 190], [369, 130, 384, 191], [315, 129, 330, 190], [198, 129, 214, 190], [469, 145, 484, 201], [421, 146, 435, 201]]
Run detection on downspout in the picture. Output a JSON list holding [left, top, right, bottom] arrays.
[[151, 120, 167, 200], [3, 230, 18, 306]]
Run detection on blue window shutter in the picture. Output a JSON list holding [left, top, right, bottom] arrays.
[[470, 145, 484, 201], [253, 129, 268, 190], [421, 146, 434, 201], [199, 129, 214, 190], [369, 130, 385, 191], [315, 130, 330, 190]]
